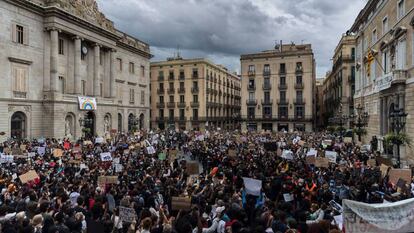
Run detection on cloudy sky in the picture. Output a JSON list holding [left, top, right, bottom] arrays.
[[98, 0, 366, 78]]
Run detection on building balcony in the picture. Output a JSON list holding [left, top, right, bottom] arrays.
[[190, 102, 200, 108], [192, 73, 198, 78], [295, 67, 303, 74], [156, 117, 167, 122], [247, 85, 256, 91], [179, 74, 185, 80], [177, 117, 187, 122], [278, 83, 287, 89], [177, 102, 186, 108], [167, 88, 175, 94], [157, 89, 165, 94], [248, 71, 255, 76], [190, 117, 200, 122], [167, 102, 176, 108], [178, 88, 185, 93], [158, 76, 164, 81], [263, 70, 271, 77], [247, 115, 255, 120], [294, 99, 306, 105], [277, 99, 289, 105], [261, 99, 273, 105], [279, 69, 286, 75], [278, 115, 288, 120], [294, 83, 304, 89], [262, 114, 273, 119], [191, 87, 199, 93], [263, 84, 272, 90], [168, 75, 174, 80], [156, 102, 165, 108], [246, 99, 257, 105]]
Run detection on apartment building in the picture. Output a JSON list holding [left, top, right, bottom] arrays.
[[323, 34, 356, 127], [350, 0, 414, 164], [240, 43, 316, 132], [150, 57, 241, 130]]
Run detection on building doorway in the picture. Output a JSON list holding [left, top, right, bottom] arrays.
[[84, 111, 95, 138], [139, 113, 145, 130], [11, 111, 26, 140], [118, 113, 123, 133]]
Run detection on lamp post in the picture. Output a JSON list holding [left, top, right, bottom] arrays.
[[328, 105, 349, 136], [350, 104, 369, 142], [389, 106, 407, 168], [128, 115, 139, 132]]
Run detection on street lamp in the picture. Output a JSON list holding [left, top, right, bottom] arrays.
[[328, 105, 349, 135], [350, 104, 369, 142], [79, 116, 93, 137], [128, 115, 139, 132], [389, 106, 408, 168]]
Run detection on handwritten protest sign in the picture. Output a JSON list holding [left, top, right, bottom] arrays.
[[63, 142, 70, 150], [146, 146, 156, 155], [119, 206, 136, 222], [344, 137, 352, 143], [37, 147, 46, 156], [306, 155, 316, 165], [325, 151, 337, 163], [283, 193, 294, 202], [19, 144, 26, 151], [28, 152, 35, 158], [388, 169, 411, 185], [97, 176, 118, 185], [172, 197, 191, 210], [281, 150, 294, 160], [84, 140, 93, 145], [0, 154, 13, 163], [242, 177, 262, 196], [115, 164, 123, 173], [95, 137, 104, 144], [158, 152, 166, 160], [53, 149, 63, 157], [367, 159, 376, 167], [100, 152, 112, 161], [19, 170, 39, 184], [315, 157, 329, 168], [306, 148, 317, 157], [186, 162, 199, 175]]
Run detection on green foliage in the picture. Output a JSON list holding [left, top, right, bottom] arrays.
[[383, 132, 412, 148], [353, 128, 367, 136], [327, 126, 336, 133]]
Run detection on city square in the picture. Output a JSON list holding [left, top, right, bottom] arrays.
[[0, 0, 414, 232]]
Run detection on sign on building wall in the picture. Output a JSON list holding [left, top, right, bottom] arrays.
[[78, 96, 97, 110]]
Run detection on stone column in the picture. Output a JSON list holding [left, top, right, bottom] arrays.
[[109, 49, 116, 98], [50, 29, 59, 92], [74, 36, 82, 94], [93, 44, 101, 96]]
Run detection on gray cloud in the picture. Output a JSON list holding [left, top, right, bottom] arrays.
[[98, 0, 365, 78]]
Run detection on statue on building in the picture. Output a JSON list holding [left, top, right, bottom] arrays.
[[104, 117, 110, 133], [65, 118, 72, 137]]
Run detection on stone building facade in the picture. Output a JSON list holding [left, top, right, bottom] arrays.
[[240, 43, 316, 132], [150, 57, 241, 131], [0, 0, 151, 141], [322, 34, 356, 128], [350, 0, 414, 164], [315, 78, 325, 130]]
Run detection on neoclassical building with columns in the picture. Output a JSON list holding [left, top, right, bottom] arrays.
[[0, 0, 151, 141]]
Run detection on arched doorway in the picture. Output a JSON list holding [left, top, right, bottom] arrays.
[[103, 113, 111, 134], [128, 113, 136, 132], [11, 111, 26, 139], [118, 113, 123, 133], [65, 113, 75, 138], [139, 113, 145, 130], [84, 111, 95, 138]]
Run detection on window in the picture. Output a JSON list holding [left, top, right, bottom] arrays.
[[263, 107, 272, 117], [159, 71, 164, 79], [15, 25, 24, 44], [248, 79, 255, 88], [179, 70, 185, 79], [248, 92, 255, 100], [296, 76, 302, 84], [141, 65, 145, 77], [193, 95, 198, 103], [382, 50, 389, 74], [159, 83, 164, 91], [264, 91, 270, 102], [263, 64, 270, 74], [129, 62, 135, 74], [117, 58, 122, 71], [280, 76, 286, 85], [12, 65, 27, 95], [169, 95, 174, 103], [193, 81, 198, 89], [398, 0, 405, 20], [169, 82, 174, 90], [179, 109, 185, 120], [159, 109, 164, 118], [264, 78, 270, 87], [351, 48, 355, 60], [296, 91, 303, 100], [180, 95, 185, 103], [382, 17, 388, 35], [129, 89, 134, 103], [180, 82, 184, 89], [159, 96, 164, 103], [372, 28, 377, 44], [192, 109, 198, 119], [58, 38, 64, 55], [192, 68, 198, 78], [248, 107, 255, 118], [141, 90, 145, 105], [280, 63, 286, 73], [169, 71, 174, 80], [169, 109, 174, 120], [81, 80, 86, 95], [100, 83, 103, 96], [296, 62, 302, 70], [396, 39, 406, 70], [279, 106, 288, 118], [280, 91, 286, 101], [248, 65, 255, 72], [295, 106, 304, 118]]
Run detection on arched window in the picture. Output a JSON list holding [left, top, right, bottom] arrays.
[[11, 111, 26, 139]]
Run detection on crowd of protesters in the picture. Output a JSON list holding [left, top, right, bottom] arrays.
[[0, 129, 413, 233]]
